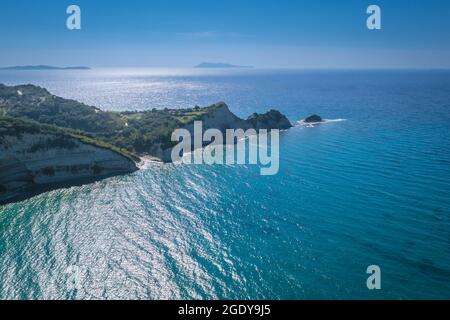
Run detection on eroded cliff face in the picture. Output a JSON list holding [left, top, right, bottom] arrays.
[[0, 133, 138, 205], [159, 102, 292, 161]]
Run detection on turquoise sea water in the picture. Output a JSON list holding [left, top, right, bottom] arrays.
[[0, 69, 449, 299]]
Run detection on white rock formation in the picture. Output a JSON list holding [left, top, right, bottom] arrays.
[[0, 133, 137, 204]]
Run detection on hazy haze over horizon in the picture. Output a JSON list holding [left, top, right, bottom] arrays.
[[0, 0, 449, 69]]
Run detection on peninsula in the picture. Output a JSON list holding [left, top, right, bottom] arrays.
[[0, 84, 291, 205]]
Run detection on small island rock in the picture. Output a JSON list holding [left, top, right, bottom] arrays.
[[304, 115, 323, 123]]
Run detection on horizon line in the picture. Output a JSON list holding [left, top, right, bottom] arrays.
[[2, 65, 450, 71]]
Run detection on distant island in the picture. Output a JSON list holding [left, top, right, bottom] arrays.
[[195, 62, 253, 69], [0, 65, 91, 70]]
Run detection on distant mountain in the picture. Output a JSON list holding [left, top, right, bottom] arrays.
[[0, 65, 91, 70], [195, 62, 253, 69]]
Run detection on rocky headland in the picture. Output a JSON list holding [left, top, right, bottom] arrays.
[[0, 84, 292, 204]]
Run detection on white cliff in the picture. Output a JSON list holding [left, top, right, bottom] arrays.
[[159, 102, 291, 161], [0, 133, 138, 204]]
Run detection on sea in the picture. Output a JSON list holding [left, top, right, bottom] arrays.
[[0, 68, 449, 299]]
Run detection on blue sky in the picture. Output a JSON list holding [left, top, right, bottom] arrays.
[[1, 0, 449, 68]]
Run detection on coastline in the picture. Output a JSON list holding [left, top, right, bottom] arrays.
[[0, 84, 292, 205]]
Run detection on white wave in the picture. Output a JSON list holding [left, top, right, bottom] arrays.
[[323, 118, 347, 123], [137, 156, 162, 169]]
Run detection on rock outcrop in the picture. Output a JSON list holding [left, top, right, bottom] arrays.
[[304, 114, 323, 123], [246, 109, 292, 130], [159, 103, 292, 162], [179, 102, 291, 132]]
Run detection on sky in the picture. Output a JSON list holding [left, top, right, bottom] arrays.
[[0, 0, 449, 68]]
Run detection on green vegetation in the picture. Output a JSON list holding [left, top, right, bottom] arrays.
[[246, 109, 292, 130], [0, 84, 291, 163], [0, 116, 139, 162], [0, 84, 223, 156]]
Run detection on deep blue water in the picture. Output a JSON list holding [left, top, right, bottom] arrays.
[[0, 69, 449, 299]]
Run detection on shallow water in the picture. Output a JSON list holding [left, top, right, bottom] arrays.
[[0, 69, 449, 299]]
